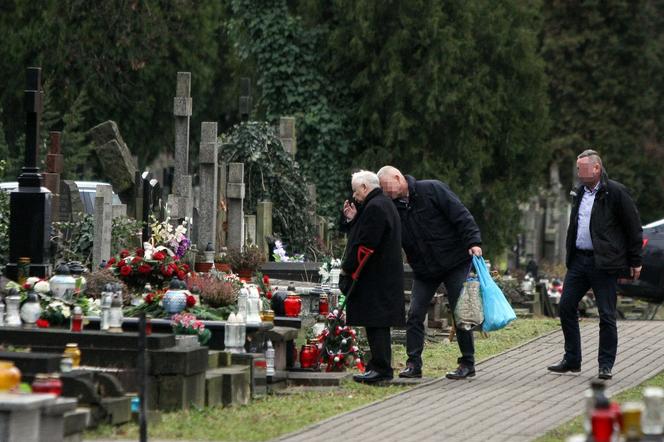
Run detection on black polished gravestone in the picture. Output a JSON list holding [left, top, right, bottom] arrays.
[[5, 67, 52, 280]]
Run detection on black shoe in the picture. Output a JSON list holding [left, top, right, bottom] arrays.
[[547, 360, 581, 373], [353, 370, 393, 384], [445, 365, 475, 380], [398, 364, 422, 379], [598, 367, 613, 380]]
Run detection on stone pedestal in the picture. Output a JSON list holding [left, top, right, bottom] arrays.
[[0, 393, 78, 442]]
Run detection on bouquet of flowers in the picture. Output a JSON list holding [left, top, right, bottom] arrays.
[[318, 258, 341, 284], [107, 248, 189, 290], [254, 272, 273, 311], [148, 216, 192, 259], [272, 240, 304, 263], [171, 312, 211, 345], [317, 309, 364, 372]]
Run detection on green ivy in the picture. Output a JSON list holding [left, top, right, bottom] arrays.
[[228, 0, 353, 217], [219, 121, 316, 256]]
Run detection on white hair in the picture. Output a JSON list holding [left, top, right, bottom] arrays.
[[351, 170, 380, 190]]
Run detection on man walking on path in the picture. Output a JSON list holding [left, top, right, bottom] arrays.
[[548, 150, 643, 380], [377, 166, 482, 380], [340, 170, 405, 384]]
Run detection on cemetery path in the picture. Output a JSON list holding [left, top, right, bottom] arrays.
[[274, 320, 664, 442]]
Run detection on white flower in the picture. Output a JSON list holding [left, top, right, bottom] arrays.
[[33, 280, 50, 294], [26, 277, 40, 288], [61, 306, 71, 319]]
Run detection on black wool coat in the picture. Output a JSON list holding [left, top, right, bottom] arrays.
[[341, 188, 405, 327], [394, 176, 481, 280]]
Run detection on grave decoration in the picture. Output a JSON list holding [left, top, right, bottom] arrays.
[[107, 215, 191, 287], [253, 272, 274, 320], [272, 239, 304, 263], [318, 257, 342, 286], [317, 309, 364, 372], [4, 277, 100, 328], [226, 244, 265, 279], [171, 312, 211, 345]]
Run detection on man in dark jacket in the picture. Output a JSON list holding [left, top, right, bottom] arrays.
[[340, 170, 405, 384], [548, 150, 642, 380], [377, 166, 482, 380]]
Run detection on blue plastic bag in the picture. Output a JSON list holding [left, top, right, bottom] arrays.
[[472, 256, 516, 332]]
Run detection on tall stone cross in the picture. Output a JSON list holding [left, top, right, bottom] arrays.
[[43, 131, 63, 222], [167, 72, 194, 229], [6, 67, 52, 279], [226, 163, 245, 250], [196, 122, 219, 251]]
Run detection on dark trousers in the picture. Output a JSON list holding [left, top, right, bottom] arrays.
[[559, 253, 618, 369], [406, 260, 474, 368], [365, 327, 393, 376]]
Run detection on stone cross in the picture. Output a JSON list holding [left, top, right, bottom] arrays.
[[226, 162, 245, 250], [93, 184, 113, 270], [239, 77, 252, 121], [6, 67, 52, 280], [279, 117, 297, 158], [43, 131, 63, 222], [196, 122, 219, 251], [256, 201, 273, 258], [168, 72, 194, 227]]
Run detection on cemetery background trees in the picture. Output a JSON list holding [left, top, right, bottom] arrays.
[[541, 0, 664, 224], [299, 0, 551, 253]]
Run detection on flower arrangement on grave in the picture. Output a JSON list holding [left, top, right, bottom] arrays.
[[318, 257, 342, 284], [171, 312, 211, 345], [106, 216, 191, 291], [272, 240, 305, 263], [317, 309, 365, 372], [4, 277, 99, 327], [226, 245, 265, 278], [253, 272, 273, 310]]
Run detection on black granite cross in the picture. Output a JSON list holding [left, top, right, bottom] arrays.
[[19, 67, 44, 188]]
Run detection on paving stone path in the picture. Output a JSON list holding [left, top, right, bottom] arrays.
[[275, 320, 664, 442]]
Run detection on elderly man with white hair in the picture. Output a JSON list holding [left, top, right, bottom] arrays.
[[339, 170, 405, 384], [377, 165, 482, 380]]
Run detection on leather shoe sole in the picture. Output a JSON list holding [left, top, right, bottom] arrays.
[[445, 370, 476, 380], [353, 374, 393, 384]]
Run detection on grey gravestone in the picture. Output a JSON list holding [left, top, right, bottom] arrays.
[[279, 117, 297, 157], [197, 122, 219, 250], [244, 214, 256, 246], [168, 72, 194, 227], [216, 160, 228, 247], [92, 184, 113, 269], [226, 162, 245, 250], [256, 201, 273, 259], [88, 120, 137, 195], [43, 131, 63, 223]]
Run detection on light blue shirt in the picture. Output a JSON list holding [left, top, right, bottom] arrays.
[[575, 182, 600, 250]]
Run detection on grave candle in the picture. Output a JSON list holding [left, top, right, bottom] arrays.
[[70, 306, 83, 332]]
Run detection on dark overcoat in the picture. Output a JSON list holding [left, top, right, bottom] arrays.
[[341, 187, 405, 327]]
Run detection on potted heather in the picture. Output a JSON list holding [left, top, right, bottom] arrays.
[[226, 245, 265, 280]]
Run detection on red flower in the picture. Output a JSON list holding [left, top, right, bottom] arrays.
[[138, 264, 152, 274], [153, 251, 166, 261], [108, 257, 116, 265], [266, 290, 272, 300], [161, 265, 174, 277], [119, 249, 130, 258], [145, 293, 154, 304], [23, 283, 32, 290], [116, 259, 126, 267], [177, 270, 186, 281], [186, 295, 196, 308], [136, 248, 145, 257], [182, 264, 190, 272], [263, 275, 270, 285], [120, 265, 132, 276], [36, 319, 50, 328], [132, 256, 142, 264]]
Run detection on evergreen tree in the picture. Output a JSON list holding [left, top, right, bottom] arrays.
[[542, 0, 664, 222], [302, 0, 551, 252]]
